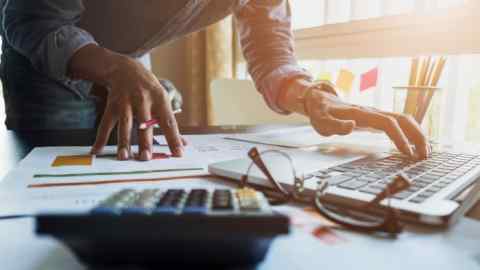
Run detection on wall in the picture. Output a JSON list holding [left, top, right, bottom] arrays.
[[150, 38, 190, 125]]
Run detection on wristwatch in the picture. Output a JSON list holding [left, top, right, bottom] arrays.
[[296, 80, 339, 117]]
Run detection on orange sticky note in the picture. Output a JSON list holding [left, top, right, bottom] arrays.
[[52, 155, 93, 167], [336, 69, 355, 93]]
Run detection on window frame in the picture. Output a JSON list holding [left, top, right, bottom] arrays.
[[293, 1, 479, 60]]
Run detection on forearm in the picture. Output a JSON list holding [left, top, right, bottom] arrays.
[[2, 0, 96, 81], [235, 0, 314, 114]]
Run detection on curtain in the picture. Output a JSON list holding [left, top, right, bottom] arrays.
[[183, 17, 235, 126]]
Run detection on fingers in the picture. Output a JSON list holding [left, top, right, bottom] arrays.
[[117, 99, 133, 160], [310, 114, 355, 137], [154, 105, 183, 157], [386, 113, 430, 159], [306, 90, 355, 137], [181, 137, 188, 146], [134, 99, 154, 161], [331, 107, 414, 157], [91, 102, 118, 155]]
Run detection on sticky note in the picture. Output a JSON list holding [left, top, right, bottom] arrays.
[[316, 72, 333, 82], [360, 67, 379, 92], [336, 69, 355, 93], [52, 155, 93, 167]]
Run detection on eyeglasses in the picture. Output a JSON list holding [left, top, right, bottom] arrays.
[[240, 147, 412, 237]]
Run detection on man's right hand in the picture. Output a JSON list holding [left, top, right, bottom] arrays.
[[69, 44, 184, 160]]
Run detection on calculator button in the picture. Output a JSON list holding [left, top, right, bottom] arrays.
[[183, 189, 208, 214], [123, 189, 162, 214], [154, 189, 186, 214], [212, 190, 233, 210], [236, 188, 260, 211], [92, 189, 137, 214]]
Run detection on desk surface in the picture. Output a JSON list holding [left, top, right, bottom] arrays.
[[0, 125, 479, 270]]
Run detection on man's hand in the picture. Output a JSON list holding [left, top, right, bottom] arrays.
[[279, 79, 430, 160], [69, 44, 184, 160]]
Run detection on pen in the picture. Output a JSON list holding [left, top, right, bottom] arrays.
[[138, 109, 182, 130]]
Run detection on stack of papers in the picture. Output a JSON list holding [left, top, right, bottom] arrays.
[[0, 127, 395, 216]]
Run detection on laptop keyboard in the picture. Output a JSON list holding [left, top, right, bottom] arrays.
[[314, 152, 480, 204]]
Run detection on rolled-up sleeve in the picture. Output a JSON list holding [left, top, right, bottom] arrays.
[[235, 0, 313, 114], [2, 0, 97, 81]]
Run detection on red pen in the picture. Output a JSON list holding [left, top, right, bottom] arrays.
[[138, 109, 181, 130], [139, 119, 160, 130]]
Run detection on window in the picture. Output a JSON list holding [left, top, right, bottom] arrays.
[[291, 0, 468, 30], [237, 0, 480, 144]]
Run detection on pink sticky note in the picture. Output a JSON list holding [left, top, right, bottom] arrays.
[[360, 67, 378, 92]]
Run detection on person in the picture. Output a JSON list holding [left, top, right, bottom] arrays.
[[0, 0, 429, 161]]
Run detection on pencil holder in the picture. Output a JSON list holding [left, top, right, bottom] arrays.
[[393, 86, 443, 141]]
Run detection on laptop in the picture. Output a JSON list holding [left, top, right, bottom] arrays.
[[209, 140, 480, 227]]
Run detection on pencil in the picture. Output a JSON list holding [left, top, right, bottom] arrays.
[[404, 58, 420, 115], [416, 57, 447, 124], [415, 57, 431, 112], [415, 57, 437, 122]]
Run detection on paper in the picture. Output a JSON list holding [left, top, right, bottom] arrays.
[[360, 67, 378, 92], [97, 153, 171, 161], [273, 205, 347, 245], [51, 155, 93, 167], [225, 126, 393, 149], [0, 176, 238, 216], [155, 134, 256, 164], [336, 69, 355, 93], [0, 145, 208, 192]]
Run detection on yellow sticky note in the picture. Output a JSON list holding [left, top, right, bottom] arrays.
[[336, 69, 355, 93], [52, 155, 93, 167], [316, 72, 332, 82]]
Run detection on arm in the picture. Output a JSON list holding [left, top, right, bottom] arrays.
[[2, 0, 96, 80], [2, 0, 184, 160], [235, 0, 429, 159], [234, 0, 312, 114]]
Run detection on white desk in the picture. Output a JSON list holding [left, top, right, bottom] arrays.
[[1, 127, 480, 270], [1, 210, 479, 270]]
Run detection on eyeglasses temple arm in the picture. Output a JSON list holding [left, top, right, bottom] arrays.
[[247, 148, 290, 196]]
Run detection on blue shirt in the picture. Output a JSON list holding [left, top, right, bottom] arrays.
[[1, 0, 311, 116]]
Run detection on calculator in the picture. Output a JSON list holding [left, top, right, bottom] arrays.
[[36, 188, 289, 267]]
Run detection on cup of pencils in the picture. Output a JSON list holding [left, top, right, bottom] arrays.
[[393, 56, 447, 140]]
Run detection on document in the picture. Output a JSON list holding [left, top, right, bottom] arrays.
[[155, 134, 260, 163], [225, 126, 393, 150], [0, 176, 237, 216], [0, 135, 258, 216]]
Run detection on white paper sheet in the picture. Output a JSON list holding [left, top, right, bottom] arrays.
[[225, 126, 393, 150], [155, 134, 264, 164], [0, 177, 237, 216], [0, 135, 259, 216], [0, 144, 212, 191]]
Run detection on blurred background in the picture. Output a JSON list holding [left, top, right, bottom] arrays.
[[1, 0, 478, 144]]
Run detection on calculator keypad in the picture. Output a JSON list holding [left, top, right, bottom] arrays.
[[92, 188, 271, 216]]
